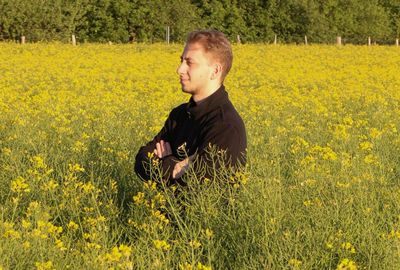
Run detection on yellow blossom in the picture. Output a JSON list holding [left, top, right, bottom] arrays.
[[364, 154, 378, 164], [31, 155, 47, 169], [118, 244, 132, 257], [55, 239, 67, 251], [104, 246, 122, 263], [35, 261, 54, 270], [205, 228, 214, 238], [369, 128, 382, 139], [153, 239, 170, 251], [359, 141, 373, 151], [189, 240, 202, 249], [42, 179, 59, 191], [23, 241, 31, 249], [288, 258, 302, 267], [303, 200, 313, 207], [341, 242, 356, 254], [67, 221, 79, 231], [68, 163, 85, 172], [144, 180, 157, 191], [22, 219, 32, 229], [133, 192, 145, 205], [337, 258, 357, 270], [196, 262, 212, 270], [87, 243, 102, 250], [10, 176, 30, 193]]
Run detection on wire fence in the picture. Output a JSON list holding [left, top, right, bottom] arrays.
[[15, 31, 400, 47]]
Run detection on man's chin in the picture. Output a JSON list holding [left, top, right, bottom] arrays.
[[180, 86, 193, 94]]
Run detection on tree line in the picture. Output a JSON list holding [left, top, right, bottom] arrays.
[[0, 0, 399, 44]]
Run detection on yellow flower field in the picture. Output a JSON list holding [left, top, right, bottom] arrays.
[[0, 42, 400, 269]]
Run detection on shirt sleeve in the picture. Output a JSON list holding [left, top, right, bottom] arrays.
[[182, 122, 247, 181], [134, 109, 180, 181]]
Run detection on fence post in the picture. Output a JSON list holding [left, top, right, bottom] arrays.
[[396, 38, 399, 46], [368, 36, 371, 46], [304, 35, 308, 45], [336, 36, 342, 46], [166, 26, 170, 44], [236, 34, 241, 44], [21, 36, 25, 44], [274, 34, 277, 45], [72, 34, 76, 46]]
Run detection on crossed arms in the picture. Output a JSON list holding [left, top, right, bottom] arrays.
[[134, 106, 246, 184], [154, 139, 195, 179]]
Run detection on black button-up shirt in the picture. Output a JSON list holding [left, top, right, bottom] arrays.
[[134, 85, 247, 184]]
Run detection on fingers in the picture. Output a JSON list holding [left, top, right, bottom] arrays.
[[175, 165, 185, 179], [173, 163, 183, 179], [156, 142, 162, 158], [160, 140, 165, 154], [172, 158, 190, 179], [172, 166, 178, 179], [165, 142, 172, 156], [156, 140, 172, 159]]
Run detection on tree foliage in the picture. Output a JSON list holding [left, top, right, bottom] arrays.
[[0, 0, 398, 43]]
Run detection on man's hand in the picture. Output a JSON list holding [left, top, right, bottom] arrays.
[[154, 141, 195, 179], [154, 140, 172, 159], [172, 154, 196, 179]]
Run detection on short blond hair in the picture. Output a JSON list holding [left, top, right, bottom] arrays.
[[186, 30, 233, 82]]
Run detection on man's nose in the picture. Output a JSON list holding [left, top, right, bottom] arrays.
[[176, 63, 185, 75]]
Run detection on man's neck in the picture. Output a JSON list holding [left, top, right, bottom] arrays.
[[192, 84, 222, 103]]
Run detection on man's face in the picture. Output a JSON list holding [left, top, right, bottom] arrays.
[[176, 43, 215, 95]]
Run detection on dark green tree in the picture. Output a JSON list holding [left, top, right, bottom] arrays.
[[236, 0, 275, 43], [379, 0, 400, 38], [0, 0, 398, 43]]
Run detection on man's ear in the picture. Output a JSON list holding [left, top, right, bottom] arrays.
[[211, 63, 223, 80]]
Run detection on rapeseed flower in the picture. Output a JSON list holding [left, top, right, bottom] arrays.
[[189, 240, 202, 249], [337, 258, 357, 270], [288, 258, 302, 268], [144, 180, 157, 191], [179, 262, 212, 270], [359, 141, 373, 151], [204, 228, 213, 238], [68, 163, 85, 172], [364, 154, 378, 164], [11, 176, 30, 193], [133, 192, 145, 205], [341, 242, 356, 254], [153, 239, 170, 251], [35, 261, 54, 270]]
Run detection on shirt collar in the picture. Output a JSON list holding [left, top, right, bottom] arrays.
[[186, 85, 228, 120]]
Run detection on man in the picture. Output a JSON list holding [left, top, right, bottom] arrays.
[[134, 30, 246, 184]]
